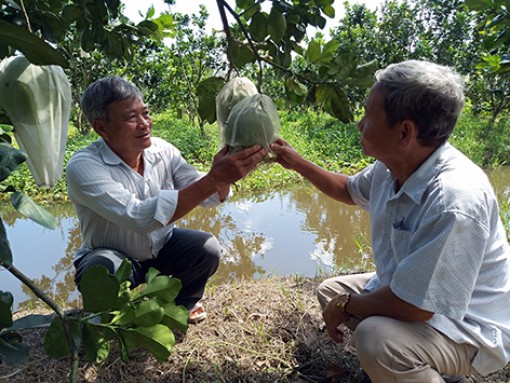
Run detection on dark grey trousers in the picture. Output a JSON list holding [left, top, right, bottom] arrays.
[[74, 228, 220, 310]]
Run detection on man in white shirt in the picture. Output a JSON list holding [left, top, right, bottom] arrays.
[[270, 60, 510, 382], [67, 76, 267, 323]]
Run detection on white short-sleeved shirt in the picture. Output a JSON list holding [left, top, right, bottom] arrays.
[[347, 142, 510, 375], [66, 137, 227, 261]]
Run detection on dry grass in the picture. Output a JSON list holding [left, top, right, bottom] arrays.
[[1, 276, 510, 383]]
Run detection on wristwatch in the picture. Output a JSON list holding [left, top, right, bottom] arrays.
[[334, 293, 351, 316]]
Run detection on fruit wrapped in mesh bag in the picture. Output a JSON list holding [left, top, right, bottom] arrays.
[[223, 93, 280, 160], [216, 77, 259, 149], [0, 55, 71, 187]]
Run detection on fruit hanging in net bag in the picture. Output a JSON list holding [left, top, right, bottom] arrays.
[[223, 94, 280, 161], [216, 77, 259, 146]]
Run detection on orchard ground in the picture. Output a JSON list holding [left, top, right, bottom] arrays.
[[1, 275, 510, 383]]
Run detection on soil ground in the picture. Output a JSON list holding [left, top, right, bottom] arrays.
[[1, 275, 509, 383]]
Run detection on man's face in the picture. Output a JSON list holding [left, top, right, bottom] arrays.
[[94, 96, 152, 159], [357, 83, 401, 162]]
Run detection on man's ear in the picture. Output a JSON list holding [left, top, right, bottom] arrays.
[[92, 119, 107, 138], [399, 119, 418, 148]]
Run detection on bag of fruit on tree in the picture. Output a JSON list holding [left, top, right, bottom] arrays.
[[223, 93, 280, 158], [216, 77, 258, 149]]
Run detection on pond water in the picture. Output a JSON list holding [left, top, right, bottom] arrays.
[[2, 167, 510, 311]]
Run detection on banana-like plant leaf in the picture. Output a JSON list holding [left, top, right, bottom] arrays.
[[10, 192, 57, 230], [0, 21, 68, 68]]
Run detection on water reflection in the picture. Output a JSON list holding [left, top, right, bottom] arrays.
[[3, 167, 509, 310], [0, 182, 372, 310]]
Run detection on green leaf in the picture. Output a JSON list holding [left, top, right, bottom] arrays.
[[133, 324, 175, 363], [268, 8, 287, 42], [322, 4, 335, 18], [285, 77, 308, 103], [133, 272, 182, 304], [316, 84, 353, 123], [331, 54, 358, 81], [236, 0, 254, 10], [132, 300, 164, 327], [161, 302, 188, 332], [144, 5, 155, 19], [464, 0, 491, 11], [0, 124, 13, 134], [0, 143, 26, 182], [307, 39, 339, 65], [249, 12, 268, 42], [43, 317, 70, 359], [323, 39, 340, 55], [145, 267, 160, 285], [305, 40, 321, 62], [0, 21, 68, 68], [118, 329, 138, 361], [115, 259, 132, 283], [62, 4, 83, 23], [197, 76, 225, 124], [0, 291, 13, 329], [231, 41, 256, 68], [0, 219, 13, 266], [82, 323, 114, 363], [345, 59, 378, 88], [150, 14, 177, 39], [111, 304, 136, 326], [10, 192, 57, 230], [0, 338, 30, 366], [81, 265, 121, 313]]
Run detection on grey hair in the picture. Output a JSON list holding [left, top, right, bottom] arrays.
[[80, 76, 143, 124], [375, 60, 465, 147]]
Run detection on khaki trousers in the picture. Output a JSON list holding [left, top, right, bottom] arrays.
[[317, 273, 478, 383]]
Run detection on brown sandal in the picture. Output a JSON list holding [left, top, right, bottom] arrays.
[[188, 302, 207, 324]]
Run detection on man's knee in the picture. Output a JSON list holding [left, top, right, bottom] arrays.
[[353, 316, 414, 373], [317, 277, 347, 309], [203, 234, 221, 269], [353, 316, 388, 358]]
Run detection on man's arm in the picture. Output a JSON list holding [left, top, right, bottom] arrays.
[[169, 145, 267, 223], [270, 138, 355, 205], [346, 286, 434, 321]]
